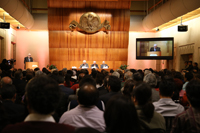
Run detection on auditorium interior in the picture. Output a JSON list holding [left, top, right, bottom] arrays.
[[0, 0, 200, 71]]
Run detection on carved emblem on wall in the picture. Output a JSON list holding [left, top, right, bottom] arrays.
[[69, 12, 111, 33]]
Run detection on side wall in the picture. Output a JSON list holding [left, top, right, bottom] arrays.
[[0, 28, 16, 62], [157, 16, 200, 71]]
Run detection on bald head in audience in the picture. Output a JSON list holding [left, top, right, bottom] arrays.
[[78, 83, 99, 107], [0, 76, 12, 87]]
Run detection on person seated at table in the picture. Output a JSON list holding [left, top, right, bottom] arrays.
[[101, 61, 109, 69], [80, 60, 89, 68], [91, 61, 99, 69]]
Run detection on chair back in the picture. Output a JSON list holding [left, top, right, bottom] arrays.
[[164, 116, 175, 133]]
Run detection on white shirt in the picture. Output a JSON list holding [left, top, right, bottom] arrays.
[[153, 98, 184, 116], [59, 105, 105, 132], [24, 113, 55, 123]]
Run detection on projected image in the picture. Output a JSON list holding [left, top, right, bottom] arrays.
[[136, 38, 174, 60]]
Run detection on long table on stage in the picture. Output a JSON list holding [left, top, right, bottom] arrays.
[[71, 68, 112, 74]]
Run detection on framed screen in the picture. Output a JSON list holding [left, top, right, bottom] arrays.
[[136, 37, 174, 60]]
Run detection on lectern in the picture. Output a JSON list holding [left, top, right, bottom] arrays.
[[147, 51, 161, 56], [26, 62, 39, 69]]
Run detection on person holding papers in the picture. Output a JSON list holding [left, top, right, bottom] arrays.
[[91, 61, 99, 69], [101, 61, 109, 69], [80, 60, 89, 69]]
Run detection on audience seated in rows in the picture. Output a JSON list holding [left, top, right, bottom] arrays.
[[2, 65, 200, 132]]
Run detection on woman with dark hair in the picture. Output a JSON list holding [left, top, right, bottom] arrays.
[[123, 79, 134, 98], [132, 83, 166, 132], [104, 95, 141, 133]]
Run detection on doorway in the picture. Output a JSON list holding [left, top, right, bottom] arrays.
[[180, 54, 193, 70]]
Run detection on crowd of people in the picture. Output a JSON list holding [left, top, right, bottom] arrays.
[[0, 61, 200, 133]]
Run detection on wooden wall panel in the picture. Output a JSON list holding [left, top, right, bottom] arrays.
[[49, 31, 129, 48], [49, 48, 128, 61], [48, 8, 130, 31], [48, 0, 130, 70], [48, 1, 131, 9]]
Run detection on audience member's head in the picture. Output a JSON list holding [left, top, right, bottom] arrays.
[[25, 75, 61, 114], [64, 74, 71, 87], [184, 72, 194, 82], [0, 84, 16, 101], [26, 73, 33, 82], [78, 83, 98, 107], [188, 61, 192, 65], [62, 68, 67, 75], [110, 69, 114, 74], [143, 73, 157, 88], [111, 71, 120, 78], [0, 76, 12, 87], [104, 95, 140, 133], [42, 67, 50, 75], [123, 79, 134, 98], [144, 69, 152, 76], [132, 72, 143, 87], [55, 75, 65, 84], [124, 71, 133, 81], [116, 70, 124, 80], [51, 69, 58, 75], [79, 69, 89, 75], [132, 83, 154, 119], [184, 61, 188, 66], [108, 76, 121, 92], [96, 73, 104, 85], [34, 67, 40, 72], [79, 75, 96, 88], [173, 72, 184, 81], [174, 78, 183, 92], [159, 79, 175, 98], [78, 73, 85, 82], [35, 70, 44, 77], [14, 70, 23, 79], [186, 79, 200, 109], [130, 69, 137, 74], [193, 62, 198, 67], [91, 69, 98, 79]]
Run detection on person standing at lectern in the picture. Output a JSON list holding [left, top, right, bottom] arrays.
[[24, 53, 33, 69], [150, 44, 161, 51], [101, 61, 109, 69], [80, 60, 89, 68], [91, 61, 99, 69]]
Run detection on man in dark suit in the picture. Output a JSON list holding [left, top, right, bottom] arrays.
[[2, 76, 75, 133], [150, 44, 161, 51], [80, 60, 89, 68], [101, 61, 109, 69], [91, 61, 99, 69], [24, 53, 33, 69], [100, 76, 122, 105]]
